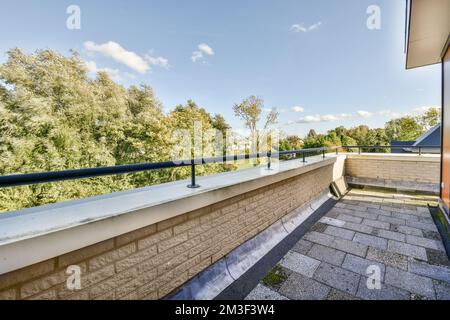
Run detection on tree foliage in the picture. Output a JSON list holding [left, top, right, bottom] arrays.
[[0, 49, 231, 211], [284, 111, 439, 153]]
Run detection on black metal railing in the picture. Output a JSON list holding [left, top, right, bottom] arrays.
[[342, 145, 440, 156], [0, 145, 440, 189]]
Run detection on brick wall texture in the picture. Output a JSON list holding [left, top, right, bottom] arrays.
[[0, 164, 334, 300], [345, 157, 440, 184]]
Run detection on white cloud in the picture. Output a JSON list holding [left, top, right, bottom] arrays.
[[84, 41, 170, 74], [292, 106, 305, 113], [378, 106, 440, 119], [84, 41, 149, 73], [413, 105, 441, 114], [192, 43, 215, 63], [263, 107, 287, 114], [357, 110, 373, 118], [198, 43, 214, 56], [286, 105, 441, 126], [291, 22, 322, 33], [191, 51, 203, 63], [84, 60, 122, 82], [293, 113, 352, 124], [144, 54, 170, 69]]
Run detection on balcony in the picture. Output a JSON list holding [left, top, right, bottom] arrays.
[[0, 148, 448, 300], [246, 187, 448, 300]]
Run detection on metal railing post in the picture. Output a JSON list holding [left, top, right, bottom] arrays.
[[187, 163, 200, 188], [267, 151, 271, 170], [358, 147, 361, 154], [419, 147, 422, 156], [322, 148, 325, 159], [302, 151, 306, 163]]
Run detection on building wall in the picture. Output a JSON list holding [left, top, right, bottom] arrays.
[[441, 45, 450, 211], [0, 163, 334, 300], [345, 154, 440, 193]]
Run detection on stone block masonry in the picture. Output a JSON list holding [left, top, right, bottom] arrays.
[[0, 162, 335, 300], [344, 154, 440, 193]]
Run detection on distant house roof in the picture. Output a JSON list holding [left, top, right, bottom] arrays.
[[412, 123, 441, 147], [391, 124, 441, 153]]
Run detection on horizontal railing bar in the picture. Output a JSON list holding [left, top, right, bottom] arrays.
[[0, 148, 334, 187], [342, 145, 440, 148], [0, 145, 440, 188]]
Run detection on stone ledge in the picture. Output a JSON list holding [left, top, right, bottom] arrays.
[[0, 155, 342, 276], [343, 153, 440, 162]]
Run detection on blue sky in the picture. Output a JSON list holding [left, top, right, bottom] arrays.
[[0, 0, 441, 136]]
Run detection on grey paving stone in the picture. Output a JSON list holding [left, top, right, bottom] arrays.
[[378, 215, 406, 225], [356, 277, 410, 300], [343, 204, 366, 211], [418, 216, 434, 224], [367, 207, 392, 217], [324, 225, 355, 240], [407, 211, 431, 219], [319, 217, 345, 227], [342, 222, 373, 235], [392, 225, 423, 237], [379, 205, 398, 212], [406, 220, 438, 232], [313, 263, 361, 295], [334, 202, 347, 209], [292, 239, 314, 255], [245, 284, 289, 300], [408, 260, 450, 283], [307, 244, 346, 266], [416, 206, 431, 214], [423, 230, 442, 241], [327, 289, 360, 300], [345, 210, 376, 220], [279, 272, 330, 300], [382, 206, 415, 215], [406, 235, 445, 251], [326, 210, 340, 218], [329, 208, 355, 216], [311, 222, 328, 233], [434, 281, 450, 300], [385, 267, 436, 299], [337, 214, 363, 224], [279, 251, 321, 277], [387, 240, 428, 261], [362, 218, 390, 230], [391, 212, 419, 221], [426, 248, 450, 267], [375, 229, 406, 242], [331, 238, 368, 257], [303, 231, 335, 246], [353, 233, 388, 250], [358, 202, 381, 210], [342, 254, 386, 281], [366, 247, 409, 271]]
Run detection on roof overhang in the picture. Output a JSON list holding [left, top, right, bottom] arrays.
[[406, 0, 450, 69]]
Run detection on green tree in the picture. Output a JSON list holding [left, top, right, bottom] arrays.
[[417, 107, 441, 130], [279, 135, 303, 151], [385, 116, 424, 141], [0, 49, 233, 212], [233, 96, 279, 146]]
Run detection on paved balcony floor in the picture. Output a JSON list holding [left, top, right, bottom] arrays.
[[245, 187, 450, 300]]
